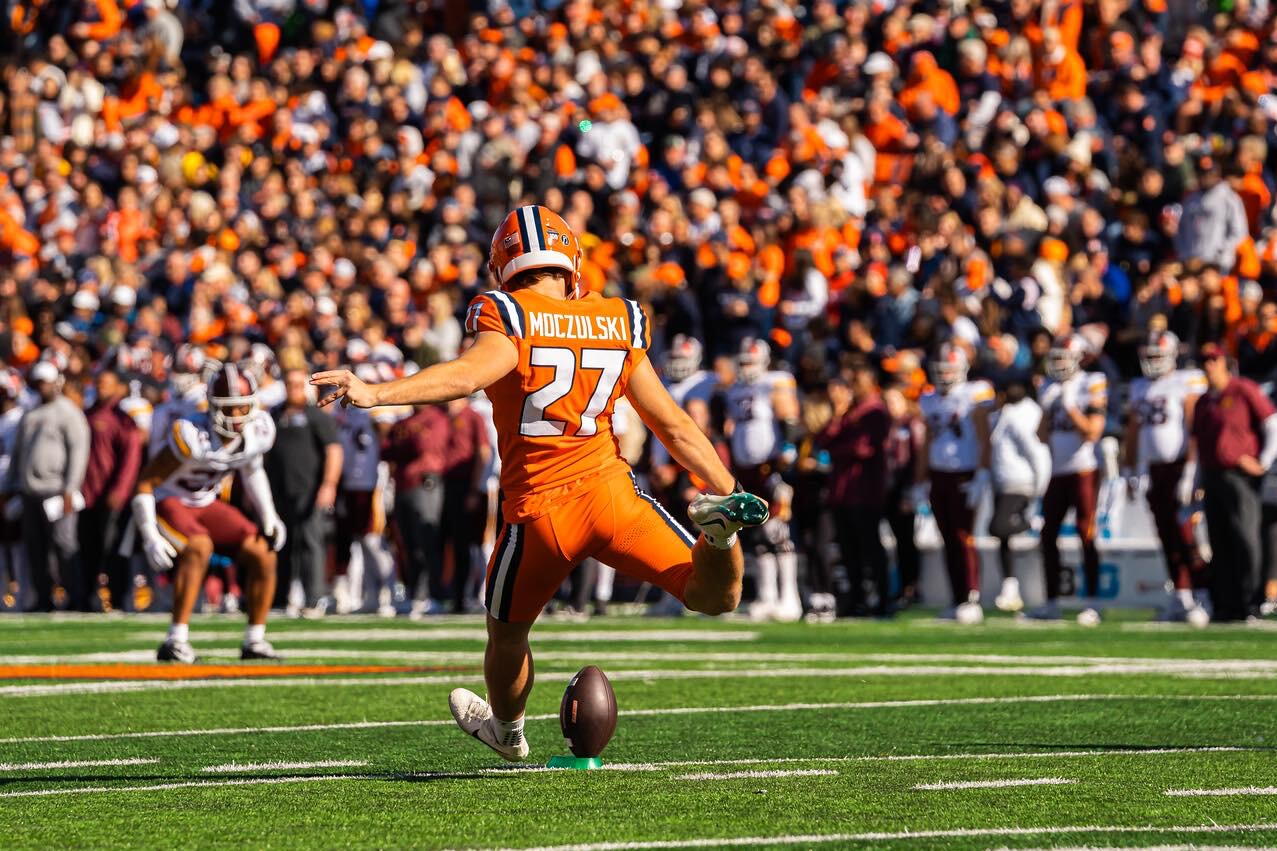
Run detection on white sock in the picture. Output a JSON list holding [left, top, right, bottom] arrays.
[[1177, 589, 1196, 609], [1001, 577, 1019, 592], [488, 715, 524, 747], [755, 553, 778, 604], [702, 531, 737, 550], [167, 623, 189, 643], [244, 624, 266, 645], [777, 552, 799, 607]]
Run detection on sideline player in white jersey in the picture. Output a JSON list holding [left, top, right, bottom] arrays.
[[332, 363, 397, 616], [988, 379, 1051, 612], [916, 343, 993, 623], [131, 363, 287, 662], [723, 338, 802, 621], [1123, 328, 1208, 621], [149, 345, 211, 459], [1034, 333, 1107, 625]]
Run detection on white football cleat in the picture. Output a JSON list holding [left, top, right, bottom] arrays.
[[156, 638, 197, 663], [1186, 606, 1211, 629], [687, 492, 769, 548], [994, 578, 1023, 612], [448, 688, 529, 762], [955, 601, 984, 625], [773, 598, 804, 623], [1076, 607, 1102, 627]]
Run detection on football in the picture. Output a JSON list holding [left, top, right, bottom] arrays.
[[559, 665, 617, 758]]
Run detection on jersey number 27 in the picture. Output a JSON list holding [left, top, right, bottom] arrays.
[[521, 346, 626, 438]]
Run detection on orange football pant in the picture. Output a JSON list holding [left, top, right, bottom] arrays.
[[484, 473, 698, 622]]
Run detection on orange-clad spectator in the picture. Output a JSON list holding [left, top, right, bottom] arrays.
[[69, 0, 122, 42], [863, 97, 915, 189], [102, 71, 163, 132], [899, 52, 960, 116], [1038, 29, 1087, 101]]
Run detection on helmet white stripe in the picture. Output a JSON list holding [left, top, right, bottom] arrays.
[[519, 206, 542, 251]]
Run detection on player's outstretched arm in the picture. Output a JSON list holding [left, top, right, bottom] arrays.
[[625, 357, 735, 495], [311, 332, 518, 408]]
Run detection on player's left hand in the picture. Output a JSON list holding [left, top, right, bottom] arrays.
[[261, 514, 287, 552], [311, 370, 378, 409]]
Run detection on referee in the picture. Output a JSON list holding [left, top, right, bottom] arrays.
[[1190, 344, 1277, 621]]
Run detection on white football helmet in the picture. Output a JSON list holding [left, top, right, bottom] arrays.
[[931, 342, 968, 393], [169, 344, 207, 397], [738, 338, 770, 383], [1046, 333, 1088, 381], [1139, 329, 1178, 378], [207, 362, 260, 439], [664, 334, 703, 382]]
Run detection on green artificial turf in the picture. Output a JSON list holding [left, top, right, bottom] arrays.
[[0, 611, 1274, 849]]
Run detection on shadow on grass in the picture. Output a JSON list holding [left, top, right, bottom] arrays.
[[0, 768, 538, 789]]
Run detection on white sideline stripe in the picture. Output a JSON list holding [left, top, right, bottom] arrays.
[[7, 649, 1277, 672], [676, 769, 836, 781], [1166, 786, 1277, 797], [496, 823, 1277, 851], [2, 695, 1274, 745], [0, 758, 158, 771], [0, 773, 369, 799], [913, 777, 1076, 791], [11, 661, 1277, 699], [126, 629, 759, 644], [201, 760, 368, 773]]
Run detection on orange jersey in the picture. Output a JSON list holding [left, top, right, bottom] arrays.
[[465, 287, 651, 521]]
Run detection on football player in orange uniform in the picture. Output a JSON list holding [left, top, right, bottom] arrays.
[[312, 205, 768, 761]]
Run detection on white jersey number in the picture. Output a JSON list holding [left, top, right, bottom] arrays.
[[519, 346, 626, 438]]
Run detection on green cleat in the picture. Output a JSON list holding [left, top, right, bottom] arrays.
[[687, 492, 770, 548]]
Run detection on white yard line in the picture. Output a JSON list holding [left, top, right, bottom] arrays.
[[675, 769, 836, 781], [495, 823, 1277, 851], [1165, 786, 1277, 797], [1, 695, 1273, 746], [600, 747, 1253, 772], [0, 758, 158, 771], [201, 760, 368, 773], [912, 777, 1076, 791]]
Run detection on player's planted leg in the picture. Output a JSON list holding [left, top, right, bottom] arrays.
[[158, 535, 212, 662], [239, 535, 281, 659], [449, 616, 532, 761]]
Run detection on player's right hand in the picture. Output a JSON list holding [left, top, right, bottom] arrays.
[[140, 527, 177, 571], [310, 370, 378, 409]]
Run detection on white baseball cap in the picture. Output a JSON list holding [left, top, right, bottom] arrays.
[[29, 361, 59, 384]]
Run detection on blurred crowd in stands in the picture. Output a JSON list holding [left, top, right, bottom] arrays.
[[0, 0, 1275, 619]]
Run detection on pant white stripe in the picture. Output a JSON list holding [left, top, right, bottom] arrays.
[[488, 525, 520, 618]]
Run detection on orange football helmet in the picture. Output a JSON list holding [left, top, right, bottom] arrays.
[[488, 205, 583, 297]]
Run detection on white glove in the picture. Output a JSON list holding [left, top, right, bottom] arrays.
[[140, 526, 178, 571], [131, 492, 177, 570], [260, 513, 286, 552], [962, 469, 990, 511], [909, 481, 930, 510], [1176, 461, 1197, 507]]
